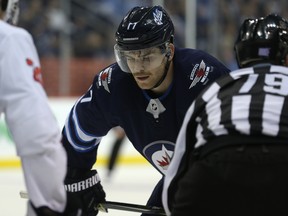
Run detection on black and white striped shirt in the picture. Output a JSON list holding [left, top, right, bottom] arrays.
[[163, 64, 288, 215], [189, 64, 288, 148]]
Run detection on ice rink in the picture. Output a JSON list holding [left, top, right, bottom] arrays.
[[0, 164, 162, 216]]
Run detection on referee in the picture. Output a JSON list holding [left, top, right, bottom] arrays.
[[163, 14, 288, 216]]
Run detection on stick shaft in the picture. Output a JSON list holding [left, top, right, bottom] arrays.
[[100, 201, 166, 215], [19, 191, 166, 215]]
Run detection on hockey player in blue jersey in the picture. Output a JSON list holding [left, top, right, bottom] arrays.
[[62, 5, 230, 216]]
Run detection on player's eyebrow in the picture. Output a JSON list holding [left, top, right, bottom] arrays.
[[125, 48, 160, 58]]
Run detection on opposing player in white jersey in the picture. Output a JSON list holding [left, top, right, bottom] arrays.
[[0, 0, 82, 215], [163, 14, 288, 216]]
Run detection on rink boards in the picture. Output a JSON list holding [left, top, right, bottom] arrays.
[[0, 97, 148, 168]]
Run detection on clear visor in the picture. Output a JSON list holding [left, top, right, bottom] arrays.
[[114, 44, 168, 73]]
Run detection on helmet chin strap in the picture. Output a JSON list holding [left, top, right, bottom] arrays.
[[150, 56, 171, 90]]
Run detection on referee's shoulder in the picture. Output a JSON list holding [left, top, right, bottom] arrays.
[[230, 67, 253, 76], [270, 65, 288, 74]]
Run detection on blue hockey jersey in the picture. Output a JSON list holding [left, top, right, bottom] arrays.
[[62, 47, 230, 208]]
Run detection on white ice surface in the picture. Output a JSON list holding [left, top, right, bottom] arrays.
[[0, 164, 162, 216]]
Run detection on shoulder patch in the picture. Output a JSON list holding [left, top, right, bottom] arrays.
[[97, 67, 112, 93], [26, 58, 43, 86], [189, 60, 213, 89]]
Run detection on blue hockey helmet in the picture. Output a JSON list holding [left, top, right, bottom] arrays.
[[114, 5, 174, 73], [115, 5, 174, 51], [234, 14, 288, 68]]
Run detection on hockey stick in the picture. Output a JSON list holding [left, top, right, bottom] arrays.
[[19, 191, 166, 215]]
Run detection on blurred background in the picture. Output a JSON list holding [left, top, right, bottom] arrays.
[[1, 1, 288, 214], [2, 0, 288, 166], [17, 0, 288, 97]]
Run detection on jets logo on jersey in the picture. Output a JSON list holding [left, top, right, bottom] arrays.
[[189, 60, 213, 89], [143, 141, 174, 175], [26, 58, 43, 85], [97, 67, 112, 93]]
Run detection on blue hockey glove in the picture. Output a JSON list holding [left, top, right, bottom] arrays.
[[64, 169, 106, 216]]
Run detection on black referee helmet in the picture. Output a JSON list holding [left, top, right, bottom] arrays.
[[235, 14, 288, 68]]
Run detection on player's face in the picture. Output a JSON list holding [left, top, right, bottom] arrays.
[[125, 48, 168, 89], [130, 58, 167, 90]]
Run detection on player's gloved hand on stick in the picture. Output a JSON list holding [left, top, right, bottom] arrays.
[[65, 169, 107, 216], [31, 191, 83, 216]]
